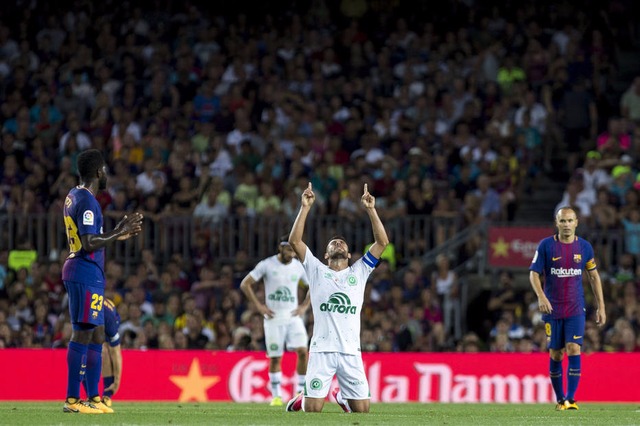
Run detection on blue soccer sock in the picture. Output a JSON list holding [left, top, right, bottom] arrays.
[[85, 343, 103, 399], [566, 355, 581, 401], [66, 341, 88, 400], [103, 376, 115, 397], [549, 358, 565, 402]]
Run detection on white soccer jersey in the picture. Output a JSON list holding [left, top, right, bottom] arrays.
[[249, 255, 308, 323], [302, 247, 378, 355]]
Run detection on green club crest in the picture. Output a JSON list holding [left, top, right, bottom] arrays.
[[310, 378, 322, 390], [347, 275, 357, 286], [270, 343, 278, 351]]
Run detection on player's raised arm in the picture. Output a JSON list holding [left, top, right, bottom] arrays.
[[361, 183, 389, 259], [288, 182, 314, 262]]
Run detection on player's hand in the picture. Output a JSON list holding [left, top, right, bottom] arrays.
[[115, 212, 144, 240], [301, 182, 315, 207], [104, 380, 120, 395], [291, 304, 309, 317], [258, 304, 275, 319], [361, 183, 375, 209], [537, 295, 553, 314], [595, 308, 606, 327]]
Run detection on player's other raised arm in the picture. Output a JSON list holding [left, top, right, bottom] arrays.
[[361, 183, 389, 259], [288, 182, 314, 262]]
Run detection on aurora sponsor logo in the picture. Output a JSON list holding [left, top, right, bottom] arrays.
[[320, 292, 357, 314], [268, 287, 295, 302]]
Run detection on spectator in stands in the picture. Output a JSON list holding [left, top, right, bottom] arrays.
[[473, 174, 502, 221], [432, 254, 461, 341], [487, 271, 525, 324], [559, 78, 598, 174], [193, 183, 228, 226], [620, 76, 640, 125], [597, 117, 631, 155], [0, 0, 638, 357]]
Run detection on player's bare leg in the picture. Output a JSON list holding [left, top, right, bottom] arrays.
[[303, 396, 325, 412], [347, 399, 370, 413], [294, 347, 308, 394]]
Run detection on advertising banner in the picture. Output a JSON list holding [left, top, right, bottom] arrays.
[[0, 350, 637, 402], [487, 226, 552, 269]]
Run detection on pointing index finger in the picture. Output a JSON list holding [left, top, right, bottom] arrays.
[[308, 182, 312, 190], [364, 183, 368, 193]]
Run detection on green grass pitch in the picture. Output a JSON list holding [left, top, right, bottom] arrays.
[[0, 402, 638, 425]]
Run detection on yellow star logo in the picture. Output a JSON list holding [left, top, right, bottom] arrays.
[[491, 237, 509, 257], [169, 358, 220, 402]]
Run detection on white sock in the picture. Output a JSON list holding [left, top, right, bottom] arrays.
[[297, 374, 306, 394], [335, 390, 352, 412], [301, 394, 306, 412], [269, 372, 282, 398]]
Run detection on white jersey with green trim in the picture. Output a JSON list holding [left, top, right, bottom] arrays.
[[302, 246, 378, 355], [248, 255, 307, 324]]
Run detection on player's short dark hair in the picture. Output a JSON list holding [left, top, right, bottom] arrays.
[[328, 235, 348, 245], [77, 149, 105, 181]]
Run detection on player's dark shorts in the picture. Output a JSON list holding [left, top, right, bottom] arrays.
[[545, 314, 585, 350], [64, 280, 105, 328]]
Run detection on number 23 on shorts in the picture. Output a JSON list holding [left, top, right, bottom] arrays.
[[91, 293, 104, 311]]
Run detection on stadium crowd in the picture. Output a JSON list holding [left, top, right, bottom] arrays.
[[0, 0, 640, 354]]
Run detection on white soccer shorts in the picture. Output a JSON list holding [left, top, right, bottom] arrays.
[[304, 352, 369, 400], [263, 315, 308, 357]]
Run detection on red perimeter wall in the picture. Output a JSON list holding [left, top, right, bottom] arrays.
[[0, 350, 637, 402]]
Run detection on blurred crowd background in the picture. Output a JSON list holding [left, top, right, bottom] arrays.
[[1, 0, 640, 354]]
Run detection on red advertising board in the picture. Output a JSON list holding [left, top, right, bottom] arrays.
[[0, 350, 638, 402], [487, 226, 552, 269]]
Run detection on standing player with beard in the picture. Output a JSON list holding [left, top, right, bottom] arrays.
[[286, 183, 388, 413], [530, 206, 606, 411], [240, 236, 311, 406], [62, 149, 143, 413]]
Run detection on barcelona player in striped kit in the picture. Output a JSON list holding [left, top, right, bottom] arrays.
[[62, 149, 143, 414], [529, 207, 606, 411]]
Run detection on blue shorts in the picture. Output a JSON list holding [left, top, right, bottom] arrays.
[[64, 280, 105, 328], [545, 315, 585, 350]]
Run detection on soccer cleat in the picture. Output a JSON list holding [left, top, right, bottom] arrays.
[[285, 392, 303, 412], [564, 399, 579, 410], [270, 396, 283, 407], [332, 387, 352, 413], [63, 398, 103, 414], [555, 400, 566, 411], [88, 397, 114, 413], [102, 396, 112, 408]]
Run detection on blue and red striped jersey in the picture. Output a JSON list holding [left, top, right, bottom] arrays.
[[530, 234, 596, 319], [61, 186, 106, 283]]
